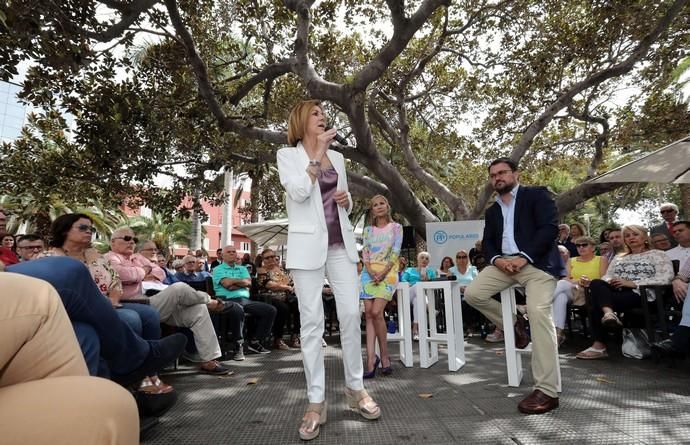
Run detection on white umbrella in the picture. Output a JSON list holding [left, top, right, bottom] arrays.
[[588, 136, 690, 184], [237, 218, 289, 246]]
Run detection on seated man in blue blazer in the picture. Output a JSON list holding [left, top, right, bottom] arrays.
[[465, 157, 564, 415]]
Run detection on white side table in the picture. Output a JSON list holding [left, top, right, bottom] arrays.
[[500, 285, 561, 392], [376, 282, 413, 367], [414, 280, 466, 371]]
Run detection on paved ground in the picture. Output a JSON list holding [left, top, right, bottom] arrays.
[[144, 334, 690, 445]]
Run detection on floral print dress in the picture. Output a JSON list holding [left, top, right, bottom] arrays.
[[360, 222, 403, 301]]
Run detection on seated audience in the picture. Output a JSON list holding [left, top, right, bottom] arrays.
[[242, 252, 256, 276], [156, 253, 178, 284], [468, 239, 482, 266], [257, 248, 301, 350], [551, 236, 608, 346], [652, 255, 690, 358], [598, 241, 611, 258], [210, 248, 223, 270], [1, 272, 139, 445], [45, 214, 174, 392], [650, 202, 680, 248], [105, 227, 231, 375], [557, 224, 578, 257], [449, 249, 479, 335], [576, 225, 673, 359], [213, 245, 277, 356], [2, 233, 15, 250], [8, 256, 187, 385], [0, 231, 18, 266], [15, 234, 44, 261], [175, 254, 209, 285], [196, 258, 212, 279], [172, 258, 184, 274], [667, 221, 690, 264], [569, 222, 586, 240], [449, 250, 478, 293], [651, 233, 673, 251], [401, 251, 437, 340], [599, 228, 611, 244], [603, 227, 625, 262], [438, 256, 454, 277]]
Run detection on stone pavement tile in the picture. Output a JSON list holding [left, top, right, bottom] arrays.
[[490, 412, 642, 444], [438, 415, 514, 444], [602, 408, 690, 444]]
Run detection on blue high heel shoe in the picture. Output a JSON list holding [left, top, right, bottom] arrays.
[[380, 357, 393, 376], [363, 355, 380, 379]]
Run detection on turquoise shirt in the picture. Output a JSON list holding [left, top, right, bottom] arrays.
[[213, 262, 251, 299], [401, 267, 437, 285]]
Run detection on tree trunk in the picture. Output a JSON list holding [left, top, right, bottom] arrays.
[[680, 184, 690, 217]]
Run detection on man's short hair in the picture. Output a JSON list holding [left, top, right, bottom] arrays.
[[182, 255, 196, 264], [651, 233, 669, 240], [172, 259, 184, 269], [488, 157, 518, 172], [672, 220, 690, 230], [660, 202, 679, 213], [16, 234, 43, 245]]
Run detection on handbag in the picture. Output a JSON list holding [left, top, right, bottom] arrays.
[[571, 285, 587, 306], [621, 328, 651, 359]]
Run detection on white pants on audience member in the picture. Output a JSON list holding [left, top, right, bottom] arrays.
[[291, 246, 364, 403], [551, 279, 575, 330]]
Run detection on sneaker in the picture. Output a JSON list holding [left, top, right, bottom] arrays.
[[200, 360, 234, 375], [232, 348, 245, 361], [247, 341, 271, 354], [485, 329, 504, 343]]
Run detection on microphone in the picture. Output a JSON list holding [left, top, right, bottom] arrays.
[[326, 127, 348, 145]]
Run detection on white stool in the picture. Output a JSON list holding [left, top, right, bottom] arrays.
[[375, 282, 413, 367], [500, 285, 561, 392], [414, 281, 466, 371]]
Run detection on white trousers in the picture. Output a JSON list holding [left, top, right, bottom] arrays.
[[551, 279, 575, 330], [291, 246, 364, 403]]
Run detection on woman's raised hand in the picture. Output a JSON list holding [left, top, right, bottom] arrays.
[[315, 127, 338, 157]]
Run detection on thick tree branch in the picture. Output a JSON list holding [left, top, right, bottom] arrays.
[[347, 171, 390, 199], [473, 0, 690, 216], [228, 59, 295, 105], [556, 182, 628, 216], [85, 0, 159, 41], [165, 0, 286, 144], [351, 0, 449, 92], [568, 104, 610, 179]]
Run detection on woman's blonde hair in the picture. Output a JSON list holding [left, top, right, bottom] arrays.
[[287, 99, 321, 146], [621, 224, 650, 255], [368, 194, 392, 226]]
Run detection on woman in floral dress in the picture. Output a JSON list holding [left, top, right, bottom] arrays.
[[360, 195, 402, 377]]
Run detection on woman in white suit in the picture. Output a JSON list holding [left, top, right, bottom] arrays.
[[278, 100, 381, 441]]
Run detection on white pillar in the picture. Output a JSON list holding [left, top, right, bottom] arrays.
[[220, 168, 233, 247]]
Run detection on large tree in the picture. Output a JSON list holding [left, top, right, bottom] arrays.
[[1, 0, 689, 234]]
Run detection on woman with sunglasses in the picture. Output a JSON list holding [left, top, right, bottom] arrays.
[[576, 225, 673, 359], [449, 250, 479, 336], [257, 248, 301, 349], [46, 214, 171, 394], [550, 236, 608, 346], [360, 194, 402, 378], [278, 99, 380, 441]]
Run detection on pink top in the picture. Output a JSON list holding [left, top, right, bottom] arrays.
[[105, 251, 165, 298]]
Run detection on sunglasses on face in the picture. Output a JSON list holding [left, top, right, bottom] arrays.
[[19, 245, 43, 251], [456, 255, 468, 259], [113, 235, 138, 243], [575, 243, 591, 248], [76, 224, 96, 233]]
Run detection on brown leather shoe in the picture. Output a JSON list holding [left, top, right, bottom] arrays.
[[517, 389, 559, 414], [514, 315, 530, 349]]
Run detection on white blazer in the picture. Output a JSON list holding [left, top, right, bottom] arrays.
[[277, 142, 359, 270]]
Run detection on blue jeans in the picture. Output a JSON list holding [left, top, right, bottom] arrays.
[[73, 322, 100, 376], [8, 257, 150, 375], [117, 303, 161, 340]]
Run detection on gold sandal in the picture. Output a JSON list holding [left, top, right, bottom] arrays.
[[344, 388, 381, 420], [299, 401, 327, 441]]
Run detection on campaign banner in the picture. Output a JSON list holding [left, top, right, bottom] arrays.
[[425, 220, 485, 269]]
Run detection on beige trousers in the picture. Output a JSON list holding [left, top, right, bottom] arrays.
[[0, 273, 139, 445], [147, 282, 221, 362], [464, 263, 559, 398]]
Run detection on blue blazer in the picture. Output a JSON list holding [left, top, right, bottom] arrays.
[[482, 186, 565, 278]]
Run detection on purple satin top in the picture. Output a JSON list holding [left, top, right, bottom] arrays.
[[318, 167, 344, 246]]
